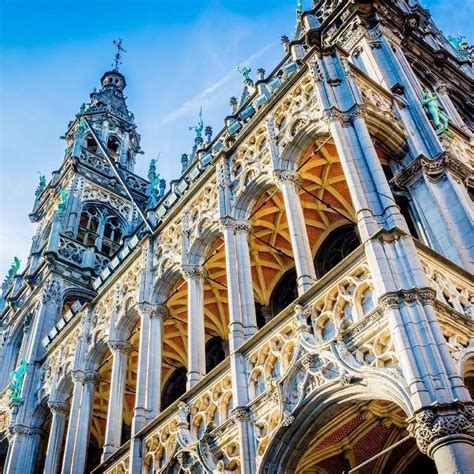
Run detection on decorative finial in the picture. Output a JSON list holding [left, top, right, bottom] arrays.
[[236, 65, 253, 85], [229, 96, 238, 114], [112, 38, 126, 71], [189, 107, 204, 139], [181, 153, 189, 172], [205, 126, 213, 143]]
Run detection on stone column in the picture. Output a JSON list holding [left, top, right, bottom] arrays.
[[146, 305, 165, 419], [273, 170, 317, 294], [220, 218, 245, 348], [233, 220, 258, 338], [43, 401, 69, 474], [220, 219, 257, 473], [61, 372, 84, 473], [69, 371, 99, 474], [102, 341, 131, 460], [130, 303, 151, 474], [181, 265, 207, 389]]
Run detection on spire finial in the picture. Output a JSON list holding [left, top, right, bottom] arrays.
[[112, 39, 126, 71]]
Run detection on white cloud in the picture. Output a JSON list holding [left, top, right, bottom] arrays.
[[155, 41, 277, 127]]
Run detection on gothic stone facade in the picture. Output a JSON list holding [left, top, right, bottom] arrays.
[[1, 1, 473, 473]]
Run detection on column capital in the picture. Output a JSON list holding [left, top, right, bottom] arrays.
[[322, 104, 367, 127], [72, 370, 100, 385], [180, 264, 207, 281], [108, 340, 132, 354], [234, 219, 252, 234], [48, 400, 69, 414], [273, 169, 302, 189], [408, 404, 474, 456], [219, 216, 236, 231], [152, 304, 169, 319]]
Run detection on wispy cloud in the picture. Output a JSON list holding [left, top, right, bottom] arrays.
[[156, 41, 277, 127]]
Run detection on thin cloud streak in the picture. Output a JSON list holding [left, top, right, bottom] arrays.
[[156, 41, 277, 127]]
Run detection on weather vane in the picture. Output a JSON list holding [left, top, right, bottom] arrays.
[[112, 38, 126, 71]]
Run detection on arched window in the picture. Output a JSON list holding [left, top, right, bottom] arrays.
[[314, 225, 360, 278], [205, 336, 226, 373], [85, 134, 98, 153], [161, 367, 187, 411], [107, 135, 120, 156], [270, 268, 298, 318], [76, 205, 123, 256]]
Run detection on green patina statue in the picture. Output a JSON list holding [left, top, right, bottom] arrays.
[[447, 35, 474, 63], [147, 157, 162, 207], [189, 107, 204, 139], [236, 65, 252, 84], [296, 0, 303, 18], [56, 187, 70, 220], [3, 257, 20, 287], [448, 35, 466, 52], [35, 173, 46, 198], [422, 89, 450, 135], [9, 359, 27, 403]]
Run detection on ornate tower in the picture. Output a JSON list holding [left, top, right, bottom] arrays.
[[0, 53, 151, 473]]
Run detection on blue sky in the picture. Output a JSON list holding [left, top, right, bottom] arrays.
[[0, 0, 472, 276]]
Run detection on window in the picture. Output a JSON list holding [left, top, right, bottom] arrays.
[[314, 225, 360, 278], [161, 367, 187, 411], [270, 268, 298, 317], [107, 136, 120, 155], [85, 134, 98, 153], [205, 337, 226, 373], [76, 206, 123, 256]]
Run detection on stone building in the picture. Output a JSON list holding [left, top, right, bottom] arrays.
[[0, 1, 473, 473]]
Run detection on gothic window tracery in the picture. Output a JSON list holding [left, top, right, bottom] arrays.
[[314, 225, 360, 278], [76, 205, 124, 256]]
